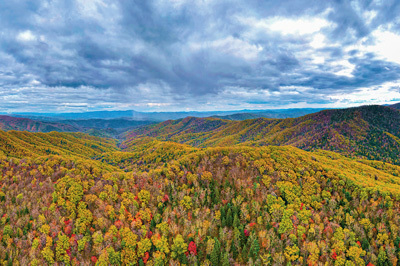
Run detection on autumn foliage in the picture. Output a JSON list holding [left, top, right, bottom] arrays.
[[1, 106, 400, 265]]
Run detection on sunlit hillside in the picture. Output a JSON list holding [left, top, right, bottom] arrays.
[[0, 131, 118, 158], [125, 105, 400, 165]]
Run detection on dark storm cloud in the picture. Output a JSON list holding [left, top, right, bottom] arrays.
[[0, 0, 400, 111]]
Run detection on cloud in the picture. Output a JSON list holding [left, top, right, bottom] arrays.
[[256, 17, 331, 35], [0, 0, 400, 112], [330, 81, 400, 105], [368, 29, 400, 65], [190, 36, 263, 61], [16, 30, 38, 42]]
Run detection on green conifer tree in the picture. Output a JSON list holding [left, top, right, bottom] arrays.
[[249, 237, 260, 260], [221, 217, 226, 227], [226, 207, 233, 227], [233, 213, 240, 228], [231, 240, 238, 259], [211, 245, 219, 266], [242, 241, 249, 263], [222, 251, 230, 266]]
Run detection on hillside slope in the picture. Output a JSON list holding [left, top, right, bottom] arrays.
[[8, 108, 325, 121], [1, 139, 400, 265], [124, 105, 400, 164], [212, 108, 326, 120], [0, 130, 118, 158], [0, 115, 80, 133], [389, 102, 400, 109], [0, 115, 155, 138], [58, 118, 154, 130]]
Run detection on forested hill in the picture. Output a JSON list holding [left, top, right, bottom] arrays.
[[124, 105, 400, 164], [1, 135, 400, 265], [390, 102, 400, 110], [0, 131, 118, 158], [211, 108, 327, 120], [0, 115, 158, 140], [0, 115, 80, 133]]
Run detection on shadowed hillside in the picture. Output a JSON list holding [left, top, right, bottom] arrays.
[[389, 102, 400, 110], [0, 115, 155, 138], [211, 108, 327, 120], [58, 119, 154, 130], [0, 115, 80, 133]]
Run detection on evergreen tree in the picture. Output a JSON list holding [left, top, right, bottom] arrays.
[[240, 226, 246, 247], [210, 245, 219, 266], [233, 213, 240, 228], [242, 241, 249, 263], [220, 205, 226, 218], [226, 207, 233, 227], [222, 251, 230, 266], [231, 240, 238, 259], [150, 218, 156, 229], [249, 237, 260, 260], [180, 253, 188, 264], [213, 187, 220, 204], [221, 217, 226, 227], [214, 237, 221, 262]]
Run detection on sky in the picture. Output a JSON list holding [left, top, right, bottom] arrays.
[[1, 0, 400, 112]]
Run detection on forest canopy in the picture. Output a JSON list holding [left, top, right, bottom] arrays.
[[0, 125, 400, 265]]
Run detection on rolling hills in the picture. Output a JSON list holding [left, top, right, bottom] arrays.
[[389, 102, 400, 110], [1, 104, 400, 265], [124, 105, 400, 165], [0, 130, 118, 158], [0, 132, 400, 265], [58, 118, 154, 131], [0, 115, 155, 138], [6, 108, 325, 121], [0, 115, 80, 133], [212, 108, 327, 120]]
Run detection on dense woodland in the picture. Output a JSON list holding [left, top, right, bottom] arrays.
[[0, 116, 80, 133], [1, 105, 400, 265], [0, 116, 154, 139], [125, 106, 400, 165]]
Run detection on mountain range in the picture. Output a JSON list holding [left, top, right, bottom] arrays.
[[389, 102, 400, 110], [3, 104, 400, 165], [124, 105, 400, 165], [2, 108, 326, 121], [0, 115, 80, 133], [0, 115, 154, 138]]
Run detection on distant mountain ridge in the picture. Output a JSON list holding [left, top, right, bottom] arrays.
[[0, 115, 80, 132], [212, 108, 327, 120], [124, 105, 400, 164], [5, 108, 327, 121], [0, 115, 154, 138], [57, 118, 154, 130], [390, 102, 400, 109]]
